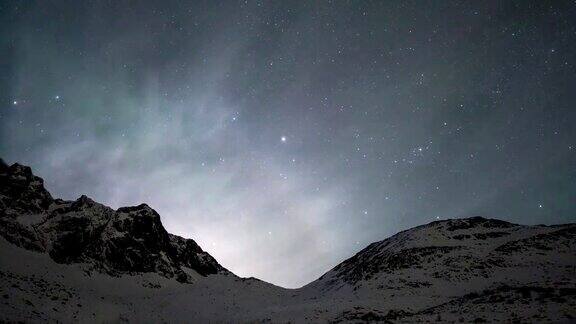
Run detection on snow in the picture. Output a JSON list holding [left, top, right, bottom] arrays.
[[1, 161, 575, 322], [1, 218, 575, 322]]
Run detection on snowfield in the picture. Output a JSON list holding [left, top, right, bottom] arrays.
[[1, 159, 575, 323]]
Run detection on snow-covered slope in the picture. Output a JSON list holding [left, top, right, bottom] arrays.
[[302, 217, 576, 322], [1, 159, 575, 323]]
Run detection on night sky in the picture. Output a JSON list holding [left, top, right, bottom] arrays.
[[1, 1, 575, 288]]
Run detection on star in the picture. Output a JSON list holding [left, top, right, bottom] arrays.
[[1, 0, 574, 290]]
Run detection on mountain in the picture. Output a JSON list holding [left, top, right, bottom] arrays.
[[302, 216, 576, 322], [1, 159, 575, 323], [0, 159, 226, 283]]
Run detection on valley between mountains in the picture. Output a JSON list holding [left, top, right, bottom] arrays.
[[1, 159, 575, 323]]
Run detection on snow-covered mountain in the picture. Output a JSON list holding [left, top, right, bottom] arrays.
[[1, 159, 575, 323], [302, 216, 576, 322]]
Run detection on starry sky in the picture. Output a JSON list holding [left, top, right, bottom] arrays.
[[1, 1, 575, 288]]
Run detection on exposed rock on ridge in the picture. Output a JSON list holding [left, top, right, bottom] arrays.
[[0, 158, 226, 282]]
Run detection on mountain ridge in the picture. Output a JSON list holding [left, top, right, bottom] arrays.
[[1, 158, 575, 322], [0, 158, 228, 283]]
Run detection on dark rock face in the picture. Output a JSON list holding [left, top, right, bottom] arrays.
[[0, 159, 53, 216], [0, 159, 227, 282], [0, 159, 51, 252], [169, 234, 223, 276], [96, 204, 173, 273]]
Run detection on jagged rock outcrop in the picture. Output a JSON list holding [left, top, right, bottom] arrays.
[[0, 159, 226, 282], [0, 159, 53, 216]]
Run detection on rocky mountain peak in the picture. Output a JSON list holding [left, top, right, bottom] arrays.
[[0, 161, 53, 216], [74, 194, 96, 206], [0, 159, 227, 282]]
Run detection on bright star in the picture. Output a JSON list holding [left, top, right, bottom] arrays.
[[281, 136, 286, 142]]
